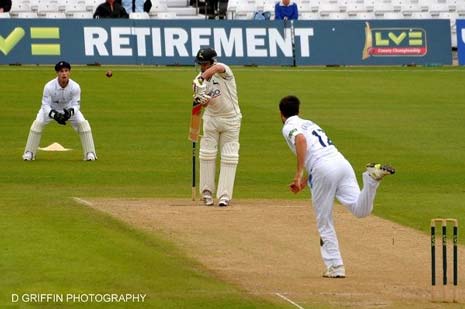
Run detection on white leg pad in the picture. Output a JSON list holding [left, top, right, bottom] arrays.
[[199, 137, 217, 195], [77, 120, 97, 160], [217, 142, 239, 200], [24, 120, 44, 159]]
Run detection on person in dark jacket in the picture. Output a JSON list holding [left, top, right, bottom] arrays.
[[94, 0, 129, 18], [205, 0, 228, 19], [0, 0, 12, 12]]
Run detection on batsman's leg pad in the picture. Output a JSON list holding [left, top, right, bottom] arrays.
[[78, 120, 97, 160], [217, 142, 240, 200], [199, 137, 217, 195], [24, 120, 44, 159]]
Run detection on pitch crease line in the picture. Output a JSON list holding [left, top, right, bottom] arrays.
[[72, 197, 94, 207], [275, 293, 304, 309]]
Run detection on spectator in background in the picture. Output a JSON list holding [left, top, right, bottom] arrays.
[[0, 0, 12, 12], [94, 0, 129, 18], [275, 0, 298, 20], [143, 0, 152, 13], [121, 0, 152, 13], [206, 0, 228, 20]]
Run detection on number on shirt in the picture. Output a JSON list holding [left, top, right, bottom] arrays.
[[312, 129, 333, 147]]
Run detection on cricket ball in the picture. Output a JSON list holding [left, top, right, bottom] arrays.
[[106, 70, 113, 78]]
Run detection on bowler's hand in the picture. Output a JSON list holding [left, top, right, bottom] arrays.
[[289, 176, 307, 193]]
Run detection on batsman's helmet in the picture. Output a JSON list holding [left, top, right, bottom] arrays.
[[195, 48, 217, 65]]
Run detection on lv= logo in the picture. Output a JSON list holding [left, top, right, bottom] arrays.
[[362, 22, 427, 59], [0, 28, 26, 55]]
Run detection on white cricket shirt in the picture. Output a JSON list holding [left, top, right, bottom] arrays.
[[204, 63, 241, 118], [282, 115, 340, 171], [41, 78, 81, 115]]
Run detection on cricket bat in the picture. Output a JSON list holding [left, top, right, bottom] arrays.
[[362, 22, 372, 60], [188, 101, 202, 143], [189, 100, 202, 201]]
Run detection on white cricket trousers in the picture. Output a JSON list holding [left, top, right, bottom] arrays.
[[309, 153, 380, 268], [199, 114, 241, 199]]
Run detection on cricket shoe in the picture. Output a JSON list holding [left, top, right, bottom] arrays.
[[218, 196, 230, 207], [86, 152, 96, 161], [323, 265, 346, 278], [202, 190, 214, 206], [366, 163, 395, 181], [22, 151, 34, 161]]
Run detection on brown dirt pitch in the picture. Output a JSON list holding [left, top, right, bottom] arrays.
[[87, 198, 465, 308]]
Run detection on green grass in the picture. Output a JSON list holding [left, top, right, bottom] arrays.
[[1, 66, 465, 307], [0, 197, 279, 308]]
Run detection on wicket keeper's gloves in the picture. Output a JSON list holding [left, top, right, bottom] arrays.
[[49, 109, 67, 125], [63, 108, 75, 121]]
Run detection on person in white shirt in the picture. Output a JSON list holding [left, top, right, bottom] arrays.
[[192, 47, 242, 207], [22, 61, 97, 161], [280, 95, 395, 278]]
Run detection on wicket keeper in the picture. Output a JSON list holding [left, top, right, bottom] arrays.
[[22, 61, 97, 161]]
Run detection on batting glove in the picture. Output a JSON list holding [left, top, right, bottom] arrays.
[[194, 93, 211, 106], [192, 76, 206, 96]]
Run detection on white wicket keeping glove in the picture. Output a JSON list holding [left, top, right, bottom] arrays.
[[194, 93, 211, 106]]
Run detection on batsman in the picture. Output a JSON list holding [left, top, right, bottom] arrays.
[[192, 47, 242, 207]]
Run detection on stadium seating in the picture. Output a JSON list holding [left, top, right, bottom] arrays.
[[320, 12, 348, 19], [2, 0, 463, 45], [17, 12, 39, 18], [149, 0, 169, 18], [129, 12, 150, 19], [44, 12, 67, 18], [153, 11, 177, 19], [65, 3, 88, 15], [346, 3, 371, 17], [5, 0, 464, 22], [9, 1, 32, 17], [228, 0, 256, 19], [373, 2, 399, 17], [85, 0, 100, 12], [67, 11, 93, 18], [319, 3, 344, 15], [37, 2, 60, 17], [300, 12, 320, 19]]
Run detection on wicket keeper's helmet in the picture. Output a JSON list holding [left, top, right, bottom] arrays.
[[195, 48, 217, 64]]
